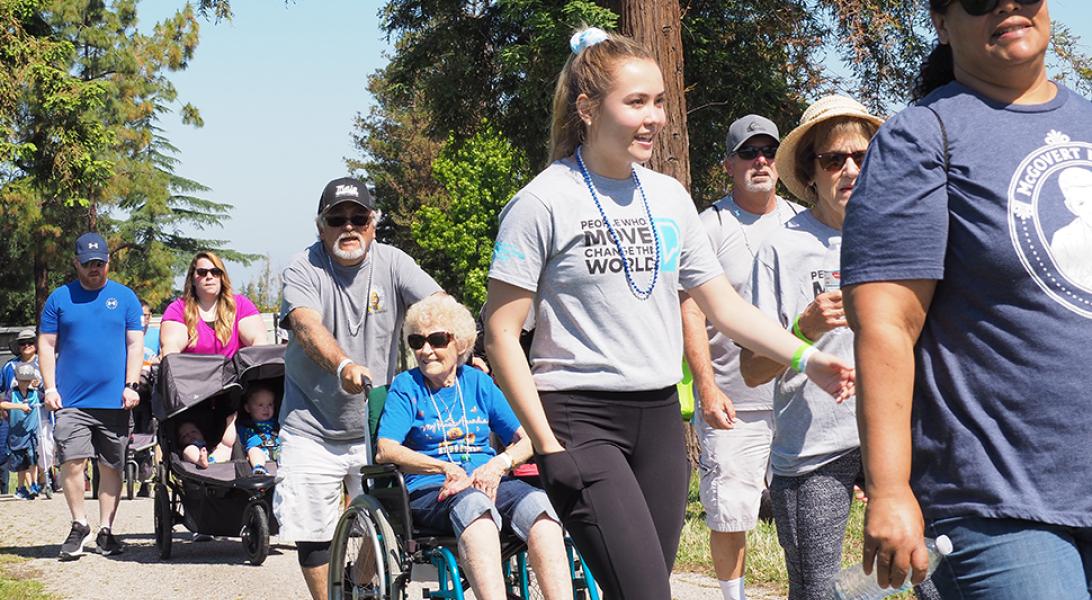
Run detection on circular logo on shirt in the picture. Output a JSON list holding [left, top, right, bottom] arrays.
[[105, 297, 119, 310], [1008, 130, 1092, 318]]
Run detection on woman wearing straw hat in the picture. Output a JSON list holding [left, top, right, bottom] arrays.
[[842, 1, 1092, 598], [737, 95, 907, 600]]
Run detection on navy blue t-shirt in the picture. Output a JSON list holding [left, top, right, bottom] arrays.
[[843, 81, 1092, 528], [377, 365, 521, 493], [39, 280, 142, 410]]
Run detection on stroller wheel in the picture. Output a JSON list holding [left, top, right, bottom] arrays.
[[154, 484, 173, 560], [125, 462, 137, 501], [241, 502, 270, 566]]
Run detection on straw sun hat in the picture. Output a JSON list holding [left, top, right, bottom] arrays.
[[775, 95, 885, 202]]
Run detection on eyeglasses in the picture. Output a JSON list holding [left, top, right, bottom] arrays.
[[815, 151, 867, 172], [945, 0, 1040, 17], [80, 260, 106, 269], [734, 145, 778, 160], [324, 214, 371, 228], [407, 332, 454, 350], [17, 340, 34, 347], [194, 267, 223, 278]]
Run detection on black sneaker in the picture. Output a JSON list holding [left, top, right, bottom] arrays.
[[59, 521, 93, 560], [95, 527, 124, 556]]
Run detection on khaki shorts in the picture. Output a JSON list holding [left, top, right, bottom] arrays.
[[272, 428, 370, 542], [695, 409, 773, 532], [54, 408, 130, 471]]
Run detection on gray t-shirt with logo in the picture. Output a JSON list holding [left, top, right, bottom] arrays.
[[489, 157, 722, 392], [698, 194, 803, 412], [742, 210, 857, 476], [280, 241, 441, 442]]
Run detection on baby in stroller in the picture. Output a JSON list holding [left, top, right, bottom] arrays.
[[177, 421, 211, 469], [1, 363, 42, 499], [236, 383, 280, 476]]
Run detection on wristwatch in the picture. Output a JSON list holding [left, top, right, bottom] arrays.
[[125, 382, 140, 391]]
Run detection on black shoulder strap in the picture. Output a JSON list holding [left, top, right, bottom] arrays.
[[925, 105, 950, 174]]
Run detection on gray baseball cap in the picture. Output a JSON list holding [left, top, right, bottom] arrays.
[[726, 114, 780, 154]]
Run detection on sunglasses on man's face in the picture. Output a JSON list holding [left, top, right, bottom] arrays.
[[407, 332, 454, 350], [815, 151, 867, 173], [194, 267, 223, 278], [80, 260, 106, 269], [734, 145, 778, 161], [17, 340, 34, 347], [946, 0, 1039, 16], [324, 213, 371, 228]]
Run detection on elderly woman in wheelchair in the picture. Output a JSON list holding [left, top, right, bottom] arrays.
[[374, 295, 572, 600]]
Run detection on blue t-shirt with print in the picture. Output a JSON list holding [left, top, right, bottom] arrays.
[[238, 418, 281, 460], [39, 280, 142, 410], [843, 81, 1092, 528], [377, 365, 521, 493]]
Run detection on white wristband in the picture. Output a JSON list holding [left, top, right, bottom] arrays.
[[44, 387, 58, 397], [335, 358, 353, 380], [497, 452, 514, 470]]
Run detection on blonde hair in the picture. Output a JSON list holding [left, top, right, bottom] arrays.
[[548, 28, 656, 163], [181, 251, 237, 349], [794, 117, 880, 202], [404, 295, 477, 362]]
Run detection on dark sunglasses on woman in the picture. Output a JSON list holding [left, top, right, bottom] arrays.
[[324, 214, 371, 228], [407, 332, 454, 350], [734, 145, 778, 160], [947, 0, 1039, 16], [194, 267, 223, 277], [815, 151, 867, 172]]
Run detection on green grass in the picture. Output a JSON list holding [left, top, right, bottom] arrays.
[[0, 555, 55, 600], [677, 474, 913, 598]]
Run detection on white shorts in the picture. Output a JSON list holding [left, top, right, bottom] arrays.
[[695, 409, 774, 532], [273, 428, 370, 542]]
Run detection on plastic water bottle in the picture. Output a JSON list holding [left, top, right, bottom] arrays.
[[823, 235, 842, 293], [832, 535, 953, 600]]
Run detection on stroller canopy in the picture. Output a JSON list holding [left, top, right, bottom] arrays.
[[153, 345, 286, 422]]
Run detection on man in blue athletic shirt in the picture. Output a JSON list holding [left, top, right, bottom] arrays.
[[39, 232, 143, 560]]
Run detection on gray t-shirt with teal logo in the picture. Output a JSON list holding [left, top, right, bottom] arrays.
[[489, 157, 722, 392], [743, 210, 858, 477], [280, 241, 441, 442]]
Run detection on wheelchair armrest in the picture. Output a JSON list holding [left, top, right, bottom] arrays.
[[359, 463, 398, 479]]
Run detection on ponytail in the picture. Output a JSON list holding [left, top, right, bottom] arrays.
[[912, 43, 955, 102]]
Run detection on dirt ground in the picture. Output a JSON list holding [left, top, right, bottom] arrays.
[[0, 493, 781, 599]]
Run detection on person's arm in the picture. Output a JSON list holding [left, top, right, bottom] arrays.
[[484, 280, 564, 455], [122, 329, 143, 409], [0, 400, 30, 413], [38, 333, 61, 411], [688, 275, 854, 400], [159, 320, 189, 355], [844, 280, 936, 589], [375, 438, 471, 501], [680, 293, 735, 429], [237, 314, 268, 348], [287, 306, 370, 394], [739, 289, 846, 386]]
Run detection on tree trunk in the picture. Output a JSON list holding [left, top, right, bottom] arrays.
[[34, 236, 49, 324], [604, 0, 691, 191]]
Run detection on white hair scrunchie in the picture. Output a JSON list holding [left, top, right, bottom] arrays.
[[570, 27, 609, 54]]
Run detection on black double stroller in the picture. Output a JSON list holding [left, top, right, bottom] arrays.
[[151, 345, 284, 565]]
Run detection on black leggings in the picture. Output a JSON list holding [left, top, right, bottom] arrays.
[[535, 387, 689, 600]]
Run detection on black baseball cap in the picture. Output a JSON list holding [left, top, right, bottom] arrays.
[[317, 177, 375, 215]]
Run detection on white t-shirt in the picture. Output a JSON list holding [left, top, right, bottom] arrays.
[[489, 156, 722, 392]]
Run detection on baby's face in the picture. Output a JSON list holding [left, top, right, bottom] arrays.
[[245, 390, 276, 422], [177, 423, 204, 446]]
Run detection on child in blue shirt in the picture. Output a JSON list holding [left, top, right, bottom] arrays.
[[237, 384, 279, 476], [2, 364, 42, 499]]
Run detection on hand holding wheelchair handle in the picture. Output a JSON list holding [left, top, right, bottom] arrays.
[[338, 361, 373, 396]]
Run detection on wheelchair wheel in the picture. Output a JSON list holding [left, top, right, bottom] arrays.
[[154, 484, 173, 559], [328, 499, 403, 600], [125, 462, 137, 501], [241, 502, 270, 565]]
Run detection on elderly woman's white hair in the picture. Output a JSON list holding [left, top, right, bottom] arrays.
[[404, 295, 478, 361]]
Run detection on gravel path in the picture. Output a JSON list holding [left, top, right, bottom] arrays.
[[0, 493, 781, 599]]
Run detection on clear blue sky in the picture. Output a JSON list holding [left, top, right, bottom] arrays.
[[142, 0, 1092, 291]]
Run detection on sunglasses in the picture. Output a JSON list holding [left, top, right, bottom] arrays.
[[194, 267, 223, 278], [17, 340, 34, 347], [407, 332, 454, 350], [815, 151, 867, 172], [734, 145, 778, 160], [324, 214, 371, 228], [944, 0, 1039, 16], [80, 260, 106, 269]]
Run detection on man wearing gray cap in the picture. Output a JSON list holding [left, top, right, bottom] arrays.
[[39, 232, 143, 559], [275, 177, 442, 599], [681, 115, 802, 600]]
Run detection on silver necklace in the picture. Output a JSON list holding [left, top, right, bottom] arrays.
[[732, 197, 792, 259], [425, 375, 471, 464], [325, 246, 375, 337]]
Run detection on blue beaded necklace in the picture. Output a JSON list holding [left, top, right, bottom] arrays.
[[574, 146, 661, 300]]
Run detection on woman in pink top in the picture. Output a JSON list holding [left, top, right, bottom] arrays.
[[161, 251, 268, 463]]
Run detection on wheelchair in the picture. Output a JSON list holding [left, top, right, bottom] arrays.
[[327, 387, 601, 600]]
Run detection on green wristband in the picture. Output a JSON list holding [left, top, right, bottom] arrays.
[[791, 343, 813, 373], [792, 316, 815, 345]]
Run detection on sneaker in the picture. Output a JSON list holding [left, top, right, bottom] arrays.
[[252, 464, 268, 476], [59, 521, 93, 560], [29, 484, 40, 499], [95, 527, 124, 556], [15, 487, 30, 500]]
